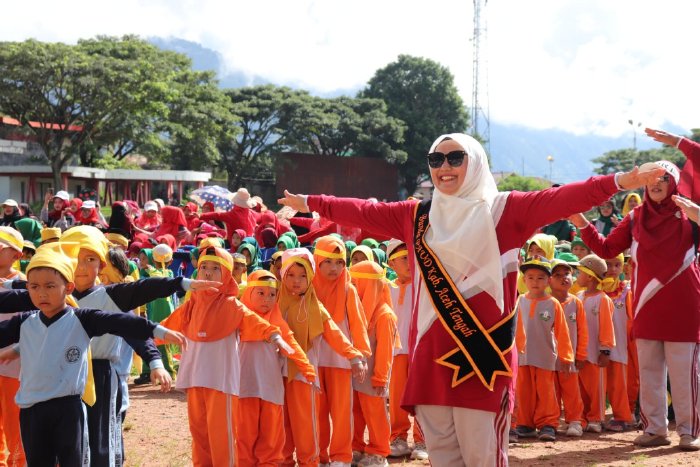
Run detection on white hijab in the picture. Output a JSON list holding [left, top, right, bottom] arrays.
[[424, 133, 504, 311]]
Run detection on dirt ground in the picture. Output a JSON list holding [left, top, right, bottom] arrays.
[[123, 383, 700, 466]]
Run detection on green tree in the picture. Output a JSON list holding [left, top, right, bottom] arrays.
[[592, 147, 686, 175], [497, 174, 550, 192], [219, 85, 307, 189], [0, 40, 96, 188], [284, 95, 407, 162], [360, 55, 470, 195], [0, 36, 231, 188]]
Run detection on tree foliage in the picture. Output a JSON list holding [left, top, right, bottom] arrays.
[[592, 147, 686, 175], [360, 54, 470, 195], [218, 86, 407, 189], [0, 36, 233, 187], [497, 174, 551, 192], [284, 95, 406, 162]]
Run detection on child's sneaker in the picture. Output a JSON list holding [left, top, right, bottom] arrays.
[[352, 451, 365, 465], [586, 422, 602, 433], [509, 429, 519, 443], [515, 425, 538, 438], [538, 425, 556, 441], [566, 421, 583, 437], [358, 454, 388, 466], [389, 438, 411, 457], [605, 419, 626, 432], [410, 443, 429, 461]]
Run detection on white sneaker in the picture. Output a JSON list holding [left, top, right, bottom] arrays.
[[389, 438, 411, 457], [410, 442, 429, 460], [329, 462, 351, 467], [566, 421, 583, 437], [586, 422, 602, 433], [358, 454, 388, 466]]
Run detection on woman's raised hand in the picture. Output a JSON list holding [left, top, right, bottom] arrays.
[[645, 128, 681, 147], [672, 195, 700, 223], [617, 166, 666, 190], [277, 190, 310, 213]]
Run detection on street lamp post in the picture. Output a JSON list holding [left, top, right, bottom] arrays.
[[547, 155, 554, 183], [628, 119, 642, 150]]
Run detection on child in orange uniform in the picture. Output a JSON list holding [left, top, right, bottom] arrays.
[[278, 248, 367, 467], [312, 236, 371, 467], [514, 258, 574, 442], [386, 240, 426, 460], [238, 269, 316, 467], [161, 247, 290, 466], [549, 255, 588, 437], [349, 260, 398, 467], [602, 253, 636, 431], [576, 254, 616, 433], [0, 227, 26, 466]]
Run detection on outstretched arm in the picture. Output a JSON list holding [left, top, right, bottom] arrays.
[[278, 190, 413, 243], [570, 213, 633, 259], [510, 167, 663, 244]]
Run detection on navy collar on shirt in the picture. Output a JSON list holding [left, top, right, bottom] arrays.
[[39, 307, 71, 327], [71, 286, 99, 301]]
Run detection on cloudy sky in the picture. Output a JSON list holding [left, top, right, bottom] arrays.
[[3, 0, 699, 138]]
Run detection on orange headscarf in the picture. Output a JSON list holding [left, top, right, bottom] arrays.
[[278, 248, 326, 359], [162, 246, 243, 342], [240, 269, 283, 339], [312, 235, 349, 322], [349, 260, 395, 332]]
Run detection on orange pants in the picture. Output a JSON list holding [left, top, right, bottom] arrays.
[[627, 340, 640, 414], [238, 397, 283, 467], [578, 362, 605, 424], [389, 355, 424, 443], [0, 376, 23, 467], [186, 387, 239, 467], [515, 366, 559, 429], [282, 379, 320, 467], [352, 391, 391, 457], [555, 370, 584, 424], [606, 361, 633, 422], [317, 367, 353, 463]]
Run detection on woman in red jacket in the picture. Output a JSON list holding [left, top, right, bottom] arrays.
[[280, 133, 659, 466], [571, 128, 700, 452]]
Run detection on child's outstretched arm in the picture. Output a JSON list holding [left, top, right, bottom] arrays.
[[0, 287, 37, 313], [279, 324, 316, 383], [102, 277, 222, 312], [76, 308, 185, 347], [0, 313, 29, 350], [321, 312, 368, 382]]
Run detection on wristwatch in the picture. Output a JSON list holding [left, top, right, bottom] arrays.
[[600, 350, 611, 356]]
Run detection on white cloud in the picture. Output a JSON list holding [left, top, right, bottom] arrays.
[[2, 0, 699, 135]]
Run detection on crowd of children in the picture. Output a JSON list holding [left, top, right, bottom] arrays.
[[0, 167, 697, 466], [0, 189, 432, 467], [510, 216, 641, 442]]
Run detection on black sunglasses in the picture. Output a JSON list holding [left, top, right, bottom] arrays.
[[427, 150, 467, 169]]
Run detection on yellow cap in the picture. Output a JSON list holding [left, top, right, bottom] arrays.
[[0, 227, 24, 253], [27, 242, 81, 282], [61, 226, 109, 263], [105, 233, 129, 248], [41, 227, 62, 243]]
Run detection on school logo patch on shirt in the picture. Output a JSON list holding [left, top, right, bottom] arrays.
[[568, 312, 577, 322], [539, 310, 552, 322], [65, 346, 81, 364], [615, 301, 624, 309]]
